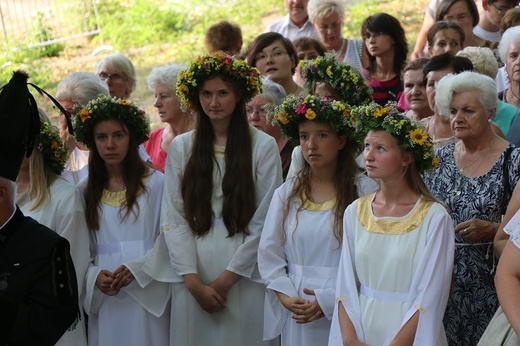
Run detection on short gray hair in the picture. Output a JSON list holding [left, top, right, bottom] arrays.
[[146, 63, 187, 91], [456, 47, 498, 79], [435, 71, 497, 119], [55, 72, 109, 107], [308, 0, 345, 24], [258, 78, 286, 106], [499, 26, 520, 63], [95, 53, 137, 95]]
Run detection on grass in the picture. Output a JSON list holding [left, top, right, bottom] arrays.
[[0, 0, 428, 127]]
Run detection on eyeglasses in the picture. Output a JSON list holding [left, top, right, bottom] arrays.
[[317, 21, 342, 32], [362, 32, 385, 41], [98, 72, 127, 83], [246, 105, 268, 118], [444, 14, 471, 24], [489, 2, 515, 15], [254, 49, 288, 64], [53, 105, 77, 116]]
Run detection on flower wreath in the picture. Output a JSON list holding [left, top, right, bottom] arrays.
[[348, 102, 439, 172], [37, 121, 69, 175], [72, 95, 150, 149], [301, 52, 373, 106], [176, 52, 263, 111], [269, 94, 355, 144]]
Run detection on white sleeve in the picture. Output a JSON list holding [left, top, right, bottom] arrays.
[[286, 145, 303, 180]]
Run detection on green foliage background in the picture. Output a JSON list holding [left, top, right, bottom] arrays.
[[0, 0, 426, 121]]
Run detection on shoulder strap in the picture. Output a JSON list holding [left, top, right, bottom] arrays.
[[502, 146, 514, 214]]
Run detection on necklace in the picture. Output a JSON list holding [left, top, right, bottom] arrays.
[[456, 136, 496, 174], [509, 87, 520, 102]]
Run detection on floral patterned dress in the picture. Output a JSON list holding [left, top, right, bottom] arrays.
[[424, 143, 520, 346]]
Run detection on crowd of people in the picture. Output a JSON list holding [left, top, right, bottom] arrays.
[[4, 0, 520, 345]]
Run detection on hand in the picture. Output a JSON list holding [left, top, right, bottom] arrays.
[[455, 219, 497, 243], [95, 270, 119, 296], [410, 50, 423, 61], [189, 283, 227, 314], [208, 270, 241, 301], [276, 290, 323, 324], [111, 265, 135, 290], [59, 113, 77, 152]]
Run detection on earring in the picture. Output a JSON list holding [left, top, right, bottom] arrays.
[[488, 118, 493, 123]]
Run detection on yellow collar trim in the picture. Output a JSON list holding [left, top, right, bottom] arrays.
[[213, 125, 257, 158], [357, 193, 433, 235], [300, 197, 336, 211], [101, 175, 150, 208]]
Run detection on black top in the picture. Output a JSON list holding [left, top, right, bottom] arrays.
[[0, 207, 79, 346]]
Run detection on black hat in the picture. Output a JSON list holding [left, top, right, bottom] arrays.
[[0, 71, 40, 181]]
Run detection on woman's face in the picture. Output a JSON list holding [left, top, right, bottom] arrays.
[[506, 40, 520, 84], [199, 76, 239, 126], [449, 90, 493, 140], [253, 39, 295, 84], [313, 83, 340, 100], [428, 28, 463, 57], [426, 68, 454, 114], [404, 69, 430, 117], [313, 12, 344, 51], [363, 130, 411, 181], [98, 65, 130, 100], [364, 31, 394, 57], [442, 1, 474, 43], [153, 83, 183, 124], [299, 121, 346, 171], [93, 119, 130, 168], [246, 96, 281, 140]]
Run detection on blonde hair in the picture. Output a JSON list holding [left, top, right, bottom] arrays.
[[308, 0, 345, 23], [25, 109, 59, 211]]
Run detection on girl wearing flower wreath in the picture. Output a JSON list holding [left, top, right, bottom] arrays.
[[286, 53, 376, 186], [72, 95, 169, 346], [162, 52, 282, 345], [15, 109, 90, 346], [257, 94, 369, 346], [328, 103, 454, 346]]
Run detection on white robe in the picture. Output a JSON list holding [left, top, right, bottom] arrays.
[[18, 176, 90, 346], [81, 170, 169, 346], [328, 194, 454, 346], [258, 174, 379, 345], [161, 127, 282, 346]]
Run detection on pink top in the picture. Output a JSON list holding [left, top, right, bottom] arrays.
[[143, 127, 167, 172]]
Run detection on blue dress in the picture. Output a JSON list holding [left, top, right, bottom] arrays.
[[424, 143, 520, 346]]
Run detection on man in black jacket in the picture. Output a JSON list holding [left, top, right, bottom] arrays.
[[0, 71, 79, 345]]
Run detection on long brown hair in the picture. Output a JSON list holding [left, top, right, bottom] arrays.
[[84, 121, 150, 230], [284, 136, 360, 244], [181, 75, 255, 238]]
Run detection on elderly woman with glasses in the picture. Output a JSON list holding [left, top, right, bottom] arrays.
[[360, 13, 408, 106], [247, 32, 304, 96], [424, 71, 520, 346], [307, 0, 367, 72], [247, 78, 293, 180], [95, 53, 137, 100]]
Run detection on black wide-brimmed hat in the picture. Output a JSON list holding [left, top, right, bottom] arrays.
[[0, 70, 73, 181]]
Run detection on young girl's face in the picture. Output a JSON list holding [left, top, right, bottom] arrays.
[[93, 119, 130, 168], [199, 76, 239, 125], [363, 130, 411, 180], [428, 28, 463, 57], [299, 121, 346, 171]]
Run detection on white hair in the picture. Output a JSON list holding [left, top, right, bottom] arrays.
[[456, 47, 498, 79], [258, 77, 286, 106], [56, 72, 109, 107], [435, 71, 497, 119], [499, 26, 520, 63], [308, 0, 345, 23], [146, 63, 187, 91]]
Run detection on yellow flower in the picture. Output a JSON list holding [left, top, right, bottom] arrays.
[[432, 157, 440, 168], [80, 109, 91, 123], [177, 84, 189, 96], [121, 100, 130, 106], [326, 65, 333, 78], [51, 140, 58, 150], [276, 112, 290, 125], [305, 109, 317, 120], [409, 128, 428, 145], [373, 107, 389, 118]]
